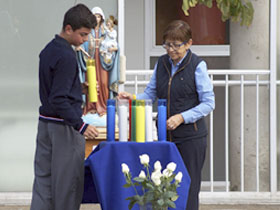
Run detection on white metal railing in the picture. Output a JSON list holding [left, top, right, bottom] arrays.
[[208, 70, 270, 193], [124, 69, 279, 200]]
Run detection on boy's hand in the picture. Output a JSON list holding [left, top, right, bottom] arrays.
[[81, 82, 99, 95], [82, 82, 89, 94], [84, 125, 99, 139]]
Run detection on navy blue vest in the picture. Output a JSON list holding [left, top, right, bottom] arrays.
[[156, 51, 208, 142]]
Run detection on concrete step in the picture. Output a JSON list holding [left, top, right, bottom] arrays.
[[1, 204, 280, 210]]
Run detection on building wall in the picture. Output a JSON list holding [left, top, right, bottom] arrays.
[[124, 0, 145, 69], [229, 0, 270, 191], [277, 0, 280, 191], [0, 0, 117, 191]]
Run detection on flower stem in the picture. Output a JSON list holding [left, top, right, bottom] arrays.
[[127, 174, 139, 196], [145, 165, 151, 180]]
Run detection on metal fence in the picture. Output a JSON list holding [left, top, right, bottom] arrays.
[[124, 69, 279, 203]]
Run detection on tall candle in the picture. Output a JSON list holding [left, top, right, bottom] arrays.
[[118, 99, 128, 142], [145, 99, 153, 142], [130, 100, 136, 141], [136, 100, 145, 142], [158, 99, 167, 141], [107, 99, 115, 141], [86, 59, 97, 102]]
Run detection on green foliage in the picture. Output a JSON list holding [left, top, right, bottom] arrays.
[[122, 164, 181, 210], [182, 0, 254, 27]]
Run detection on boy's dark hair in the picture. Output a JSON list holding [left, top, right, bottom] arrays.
[[163, 20, 192, 43], [63, 4, 97, 31]]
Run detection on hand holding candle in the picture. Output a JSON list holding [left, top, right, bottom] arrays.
[[86, 59, 98, 102]]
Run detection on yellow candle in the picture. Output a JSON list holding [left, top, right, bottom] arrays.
[[136, 100, 145, 142], [86, 59, 97, 102]]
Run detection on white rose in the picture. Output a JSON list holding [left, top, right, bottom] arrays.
[[154, 161, 162, 172], [151, 170, 162, 186], [162, 168, 172, 178], [166, 162, 177, 172], [138, 170, 146, 179], [175, 171, 183, 183], [139, 154, 150, 166], [152, 177, 161, 186], [121, 163, 130, 174]]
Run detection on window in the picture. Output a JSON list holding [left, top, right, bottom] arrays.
[[144, 0, 230, 68]]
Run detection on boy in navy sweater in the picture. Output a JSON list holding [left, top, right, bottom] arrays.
[[31, 4, 98, 210]]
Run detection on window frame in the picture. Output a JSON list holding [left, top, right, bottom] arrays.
[[144, 0, 230, 69]]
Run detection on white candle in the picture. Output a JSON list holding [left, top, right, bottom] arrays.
[[145, 99, 153, 142], [118, 101, 128, 142]]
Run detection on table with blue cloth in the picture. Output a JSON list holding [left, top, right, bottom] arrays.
[[82, 141, 191, 210]]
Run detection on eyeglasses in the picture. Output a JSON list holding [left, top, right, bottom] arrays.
[[162, 41, 187, 50]]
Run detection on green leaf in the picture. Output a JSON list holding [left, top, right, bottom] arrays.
[[165, 191, 177, 198], [123, 183, 132, 188], [157, 199, 164, 206], [128, 200, 137, 210], [126, 196, 137, 201], [182, 0, 190, 16], [166, 199, 176, 208], [133, 177, 145, 182], [171, 195, 179, 201], [205, 0, 212, 8], [145, 182, 155, 190], [189, 0, 198, 7]]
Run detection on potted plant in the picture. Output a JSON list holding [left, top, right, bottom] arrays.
[[182, 0, 254, 26], [175, 0, 254, 44], [121, 154, 183, 210]]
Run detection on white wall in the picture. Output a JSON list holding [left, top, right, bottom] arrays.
[[0, 0, 117, 192], [124, 0, 145, 69]]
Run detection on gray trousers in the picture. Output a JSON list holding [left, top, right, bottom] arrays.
[[30, 120, 85, 210]]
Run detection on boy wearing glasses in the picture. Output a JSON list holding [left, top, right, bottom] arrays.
[[118, 20, 215, 210]]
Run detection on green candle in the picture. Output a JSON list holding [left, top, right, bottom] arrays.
[[130, 100, 137, 141]]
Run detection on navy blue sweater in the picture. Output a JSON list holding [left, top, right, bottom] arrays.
[[38, 35, 88, 134]]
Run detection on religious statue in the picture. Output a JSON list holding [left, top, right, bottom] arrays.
[[100, 16, 118, 64], [77, 7, 120, 126]]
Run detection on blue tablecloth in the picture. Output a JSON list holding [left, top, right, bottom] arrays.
[[82, 141, 190, 210]]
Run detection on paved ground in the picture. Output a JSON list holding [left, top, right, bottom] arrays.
[[1, 204, 280, 210]]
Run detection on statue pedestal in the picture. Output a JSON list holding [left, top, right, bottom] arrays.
[[85, 126, 119, 158]]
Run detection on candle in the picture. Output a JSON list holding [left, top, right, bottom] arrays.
[[157, 99, 167, 141], [130, 100, 136, 141], [86, 59, 97, 102], [145, 99, 153, 142], [107, 99, 116, 141], [118, 99, 128, 142], [136, 100, 145, 142]]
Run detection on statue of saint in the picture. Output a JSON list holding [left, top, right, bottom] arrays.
[[77, 7, 120, 126]]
